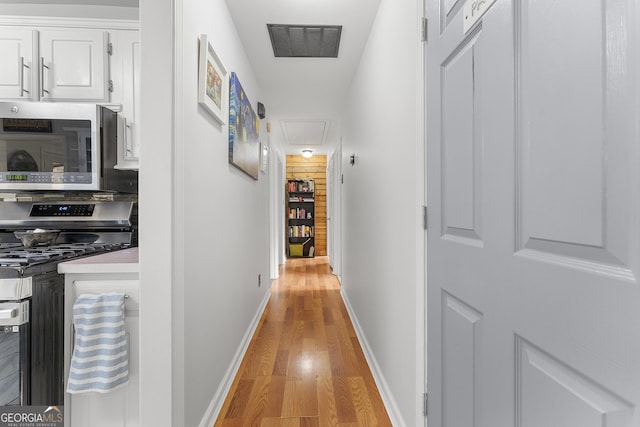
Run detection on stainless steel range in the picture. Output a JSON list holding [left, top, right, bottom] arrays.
[[0, 199, 137, 406]]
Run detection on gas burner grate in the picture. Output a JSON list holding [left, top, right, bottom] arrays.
[[0, 242, 129, 272]]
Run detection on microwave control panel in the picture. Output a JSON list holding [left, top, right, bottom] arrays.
[[0, 172, 92, 184]]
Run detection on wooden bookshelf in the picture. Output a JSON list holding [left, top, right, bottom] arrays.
[[286, 154, 327, 256], [287, 179, 315, 258]]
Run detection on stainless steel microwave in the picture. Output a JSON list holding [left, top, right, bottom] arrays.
[[0, 102, 137, 192]]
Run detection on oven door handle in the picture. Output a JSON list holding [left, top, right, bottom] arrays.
[[0, 307, 18, 320]]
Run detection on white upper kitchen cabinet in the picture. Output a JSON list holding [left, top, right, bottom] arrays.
[[0, 27, 110, 102], [39, 29, 110, 102], [110, 30, 140, 169], [0, 18, 139, 168], [0, 28, 36, 99]]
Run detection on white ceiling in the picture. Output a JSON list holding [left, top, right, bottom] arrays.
[[225, 0, 382, 156], [281, 120, 329, 146], [5, 0, 381, 156]]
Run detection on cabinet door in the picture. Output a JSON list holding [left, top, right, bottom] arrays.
[[68, 280, 139, 427], [39, 29, 109, 101], [110, 30, 140, 169], [0, 28, 36, 100]]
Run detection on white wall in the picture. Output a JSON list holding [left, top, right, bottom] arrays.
[[341, 0, 424, 425], [141, 0, 270, 425], [178, 1, 270, 426], [139, 0, 173, 425]]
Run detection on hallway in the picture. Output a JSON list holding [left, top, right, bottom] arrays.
[[215, 257, 392, 426]]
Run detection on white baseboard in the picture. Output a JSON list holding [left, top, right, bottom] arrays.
[[198, 290, 271, 427], [340, 288, 406, 427]]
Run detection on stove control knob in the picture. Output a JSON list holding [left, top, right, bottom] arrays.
[[10, 105, 19, 114]]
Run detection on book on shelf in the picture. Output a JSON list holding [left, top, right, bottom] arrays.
[[289, 207, 307, 219], [288, 225, 314, 238], [288, 179, 315, 193]]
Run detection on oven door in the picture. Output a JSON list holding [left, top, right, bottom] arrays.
[[0, 301, 30, 406]]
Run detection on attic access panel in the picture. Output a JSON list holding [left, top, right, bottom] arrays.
[[267, 24, 342, 58]]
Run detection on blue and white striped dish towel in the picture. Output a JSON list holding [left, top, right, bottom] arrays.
[[66, 293, 129, 394]]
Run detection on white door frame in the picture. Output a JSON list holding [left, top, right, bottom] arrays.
[[269, 138, 281, 279], [327, 143, 343, 281], [277, 156, 286, 266]]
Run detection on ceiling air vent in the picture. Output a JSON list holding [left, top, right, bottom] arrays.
[[267, 24, 342, 58]]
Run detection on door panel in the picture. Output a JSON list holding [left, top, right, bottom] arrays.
[[516, 337, 633, 427], [0, 29, 35, 100], [441, 292, 482, 427], [441, 0, 467, 29], [441, 29, 483, 245], [39, 29, 108, 101], [426, 0, 640, 426], [516, 0, 635, 277]]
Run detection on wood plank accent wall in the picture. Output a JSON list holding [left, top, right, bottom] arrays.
[[286, 155, 327, 256]]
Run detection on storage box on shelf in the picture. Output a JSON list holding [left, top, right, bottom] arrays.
[[287, 179, 315, 258]]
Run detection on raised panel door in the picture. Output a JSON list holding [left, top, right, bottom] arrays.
[[426, 0, 640, 425], [65, 279, 139, 427], [39, 29, 109, 102], [0, 28, 36, 100]]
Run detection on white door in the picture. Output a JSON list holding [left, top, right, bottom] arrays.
[[426, 1, 640, 426], [39, 29, 109, 101], [0, 29, 35, 100]]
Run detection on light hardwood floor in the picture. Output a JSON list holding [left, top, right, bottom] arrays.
[[215, 257, 392, 426]]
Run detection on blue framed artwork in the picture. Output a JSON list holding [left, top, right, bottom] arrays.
[[229, 72, 260, 180]]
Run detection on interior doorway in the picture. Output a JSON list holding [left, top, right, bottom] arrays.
[[327, 144, 342, 281], [285, 154, 328, 259]]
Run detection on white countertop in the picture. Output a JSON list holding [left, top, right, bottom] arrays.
[[58, 247, 139, 274]]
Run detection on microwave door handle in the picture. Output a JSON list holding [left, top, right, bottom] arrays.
[[0, 307, 18, 320]]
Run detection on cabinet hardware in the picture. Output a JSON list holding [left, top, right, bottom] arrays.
[[423, 392, 429, 416], [40, 57, 49, 97], [20, 57, 30, 96], [422, 17, 428, 43], [423, 205, 429, 230], [124, 118, 133, 155]]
